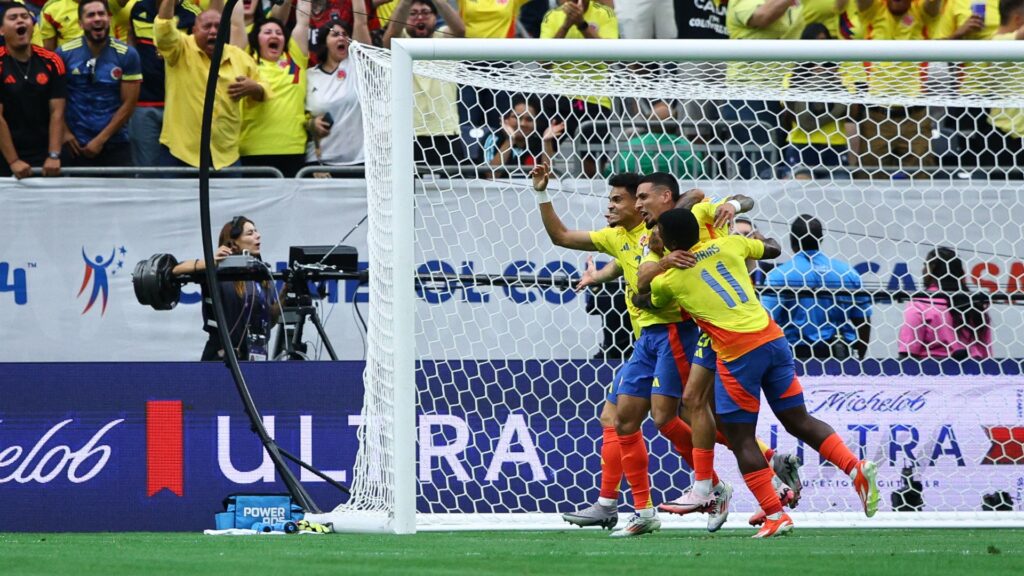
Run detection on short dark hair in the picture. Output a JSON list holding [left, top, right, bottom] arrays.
[[411, 0, 438, 14], [790, 213, 823, 253], [78, 0, 110, 21], [1000, 0, 1024, 24], [507, 95, 540, 117], [607, 172, 641, 197], [0, 1, 30, 17], [658, 208, 700, 252], [638, 172, 680, 201], [800, 22, 831, 40]]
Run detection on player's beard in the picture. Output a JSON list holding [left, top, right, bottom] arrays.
[[87, 27, 109, 45]]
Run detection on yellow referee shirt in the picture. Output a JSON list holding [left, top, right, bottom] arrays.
[[155, 16, 272, 169]]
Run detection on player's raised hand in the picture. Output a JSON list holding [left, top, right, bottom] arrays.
[[575, 255, 599, 292], [530, 163, 550, 192], [713, 200, 737, 229], [660, 249, 696, 271]]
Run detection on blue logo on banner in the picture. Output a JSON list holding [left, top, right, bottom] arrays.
[[77, 245, 126, 315], [0, 261, 28, 305]]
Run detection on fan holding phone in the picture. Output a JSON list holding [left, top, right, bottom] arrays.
[[305, 13, 372, 166]]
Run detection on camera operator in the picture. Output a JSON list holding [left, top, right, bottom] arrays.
[[173, 216, 281, 361]]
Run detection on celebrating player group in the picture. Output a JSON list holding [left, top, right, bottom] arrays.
[[530, 166, 879, 538]]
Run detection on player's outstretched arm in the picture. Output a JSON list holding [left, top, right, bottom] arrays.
[[632, 291, 654, 310], [675, 188, 705, 210], [575, 256, 621, 292], [530, 165, 598, 251]]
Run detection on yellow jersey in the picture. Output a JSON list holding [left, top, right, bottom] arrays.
[[240, 37, 308, 156], [649, 235, 783, 361], [539, 2, 618, 109], [858, 0, 938, 97], [590, 222, 683, 338], [155, 16, 271, 169], [988, 32, 1024, 138], [461, 0, 528, 38]]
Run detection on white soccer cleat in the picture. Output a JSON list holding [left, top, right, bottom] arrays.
[[771, 453, 803, 507], [609, 512, 661, 538], [657, 486, 715, 516], [561, 502, 619, 530], [706, 481, 733, 533]]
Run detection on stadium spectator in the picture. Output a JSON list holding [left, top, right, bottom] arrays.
[[0, 3, 66, 178], [128, 0, 200, 167], [42, 0, 134, 48], [58, 0, 141, 168], [939, 0, 999, 39], [305, 14, 371, 166], [309, 0, 382, 59], [762, 214, 872, 360], [383, 0, 466, 166], [540, 0, 618, 176], [9, 0, 44, 44], [983, 0, 1024, 171], [238, 0, 311, 177], [782, 24, 849, 173], [674, 0, 727, 39], [898, 247, 992, 361], [724, 0, 802, 178], [854, 0, 941, 179], [607, 100, 703, 178], [484, 96, 560, 176], [461, 0, 526, 38], [617, 0, 676, 38], [155, 0, 270, 169]]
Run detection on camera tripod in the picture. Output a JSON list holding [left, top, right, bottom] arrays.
[[271, 295, 338, 361]]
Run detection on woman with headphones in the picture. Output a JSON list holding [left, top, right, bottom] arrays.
[[173, 216, 279, 361]]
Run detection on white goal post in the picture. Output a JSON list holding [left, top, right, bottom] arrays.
[[308, 39, 1024, 533]]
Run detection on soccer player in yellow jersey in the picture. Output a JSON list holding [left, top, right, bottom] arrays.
[[635, 208, 881, 538], [531, 166, 722, 537], [632, 174, 799, 529]]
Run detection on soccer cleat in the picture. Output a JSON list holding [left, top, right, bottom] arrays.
[[851, 460, 880, 517], [752, 513, 794, 538], [706, 482, 733, 533], [609, 512, 661, 538], [772, 452, 803, 507], [657, 486, 715, 516], [562, 503, 619, 530], [747, 485, 795, 526]]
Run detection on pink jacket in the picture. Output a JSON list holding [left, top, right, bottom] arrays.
[[898, 291, 992, 359]]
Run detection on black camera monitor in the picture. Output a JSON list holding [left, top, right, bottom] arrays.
[[289, 245, 358, 272]]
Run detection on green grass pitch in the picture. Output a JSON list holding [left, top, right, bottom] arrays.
[[1, 529, 1021, 575]]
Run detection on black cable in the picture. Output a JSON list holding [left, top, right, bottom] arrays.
[[198, 0, 346, 512]]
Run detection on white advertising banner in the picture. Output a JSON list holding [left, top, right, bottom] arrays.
[[1, 178, 1022, 361]]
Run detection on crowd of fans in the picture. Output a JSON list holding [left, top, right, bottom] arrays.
[[2, 0, 1023, 179]]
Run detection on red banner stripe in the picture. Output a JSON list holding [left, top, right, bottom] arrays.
[[146, 400, 184, 496]]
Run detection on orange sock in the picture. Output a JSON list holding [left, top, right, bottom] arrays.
[[693, 447, 715, 483], [618, 430, 652, 509], [599, 427, 623, 500], [660, 418, 720, 485], [715, 430, 731, 449], [743, 467, 782, 516], [818, 433, 858, 474]]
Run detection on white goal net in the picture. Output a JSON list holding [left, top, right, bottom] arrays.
[[312, 40, 1024, 532]]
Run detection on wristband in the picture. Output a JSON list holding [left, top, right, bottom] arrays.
[[535, 190, 551, 204], [728, 199, 742, 212]]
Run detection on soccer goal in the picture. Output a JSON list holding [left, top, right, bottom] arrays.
[[307, 39, 1024, 533]]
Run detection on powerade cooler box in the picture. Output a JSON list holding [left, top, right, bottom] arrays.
[[215, 494, 305, 530]]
